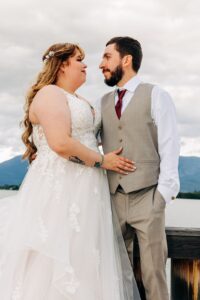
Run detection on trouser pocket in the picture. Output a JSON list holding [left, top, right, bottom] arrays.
[[153, 188, 166, 211]]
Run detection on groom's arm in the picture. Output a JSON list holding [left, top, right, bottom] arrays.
[[152, 86, 180, 203]]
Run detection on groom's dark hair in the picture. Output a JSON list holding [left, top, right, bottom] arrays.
[[106, 36, 143, 72]]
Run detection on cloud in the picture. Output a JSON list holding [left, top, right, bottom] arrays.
[[0, 0, 200, 161], [0, 93, 24, 162], [181, 137, 200, 157]]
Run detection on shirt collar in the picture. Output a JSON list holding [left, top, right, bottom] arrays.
[[115, 75, 142, 93]]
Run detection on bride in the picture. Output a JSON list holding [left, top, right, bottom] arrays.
[[0, 43, 140, 300]]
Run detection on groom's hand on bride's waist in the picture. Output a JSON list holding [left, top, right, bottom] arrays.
[[102, 147, 137, 175]]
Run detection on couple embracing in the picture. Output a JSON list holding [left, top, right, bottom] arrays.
[[0, 36, 179, 300]]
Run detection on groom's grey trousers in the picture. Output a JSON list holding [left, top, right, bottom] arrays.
[[111, 185, 169, 300]]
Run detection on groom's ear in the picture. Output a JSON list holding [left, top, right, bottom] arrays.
[[122, 55, 132, 68]]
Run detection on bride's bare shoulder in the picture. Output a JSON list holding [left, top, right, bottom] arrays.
[[33, 85, 66, 106], [35, 84, 63, 98]]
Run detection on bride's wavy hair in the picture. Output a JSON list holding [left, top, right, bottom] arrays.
[[22, 43, 85, 163]]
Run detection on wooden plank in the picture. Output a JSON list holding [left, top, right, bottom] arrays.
[[166, 227, 200, 237], [166, 228, 200, 259], [133, 228, 200, 259]]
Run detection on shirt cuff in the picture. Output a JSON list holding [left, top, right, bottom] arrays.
[[157, 185, 177, 204]]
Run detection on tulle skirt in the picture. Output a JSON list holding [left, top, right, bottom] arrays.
[[0, 153, 140, 299]]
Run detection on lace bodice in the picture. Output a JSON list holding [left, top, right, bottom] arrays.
[[32, 91, 101, 156]]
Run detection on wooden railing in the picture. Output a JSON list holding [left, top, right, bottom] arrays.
[[133, 227, 200, 300]]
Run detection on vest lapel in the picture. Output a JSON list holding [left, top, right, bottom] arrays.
[[107, 91, 120, 122]]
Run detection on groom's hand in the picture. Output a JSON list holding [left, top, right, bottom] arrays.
[[102, 147, 136, 174]]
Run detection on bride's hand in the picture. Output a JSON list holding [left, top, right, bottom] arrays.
[[102, 147, 136, 174]]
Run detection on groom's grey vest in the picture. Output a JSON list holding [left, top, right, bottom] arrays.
[[101, 83, 160, 194]]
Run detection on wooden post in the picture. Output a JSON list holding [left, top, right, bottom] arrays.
[[167, 227, 200, 300], [171, 259, 200, 300], [133, 227, 200, 300]]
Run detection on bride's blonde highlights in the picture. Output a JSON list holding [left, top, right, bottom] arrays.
[[22, 43, 84, 163]]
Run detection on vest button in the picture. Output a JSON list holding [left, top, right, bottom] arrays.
[[119, 138, 123, 142], [118, 125, 122, 130]]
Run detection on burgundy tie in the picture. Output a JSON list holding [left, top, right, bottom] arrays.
[[115, 89, 127, 119]]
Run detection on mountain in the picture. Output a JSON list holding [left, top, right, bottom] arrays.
[[0, 155, 28, 186], [0, 155, 200, 192], [179, 156, 200, 192]]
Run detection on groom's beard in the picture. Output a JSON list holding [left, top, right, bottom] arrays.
[[104, 65, 124, 87]]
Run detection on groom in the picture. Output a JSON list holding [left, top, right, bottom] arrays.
[[99, 36, 180, 300]]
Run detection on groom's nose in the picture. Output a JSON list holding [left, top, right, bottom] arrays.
[[99, 60, 104, 69]]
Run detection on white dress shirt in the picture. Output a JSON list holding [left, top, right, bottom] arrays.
[[105, 75, 180, 203]]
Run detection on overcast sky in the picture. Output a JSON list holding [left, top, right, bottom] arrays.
[[0, 0, 200, 162]]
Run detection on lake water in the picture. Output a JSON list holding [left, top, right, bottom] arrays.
[[1, 190, 199, 228], [0, 190, 199, 294]]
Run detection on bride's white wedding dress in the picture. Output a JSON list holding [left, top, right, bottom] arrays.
[[0, 90, 140, 300]]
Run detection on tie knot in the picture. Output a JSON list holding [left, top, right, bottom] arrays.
[[117, 89, 127, 100]]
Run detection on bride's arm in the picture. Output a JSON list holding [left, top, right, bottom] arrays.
[[30, 85, 135, 174]]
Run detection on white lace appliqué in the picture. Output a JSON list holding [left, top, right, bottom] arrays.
[[38, 216, 48, 242], [69, 203, 80, 232], [11, 278, 23, 300], [56, 265, 80, 295], [64, 268, 80, 294]]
